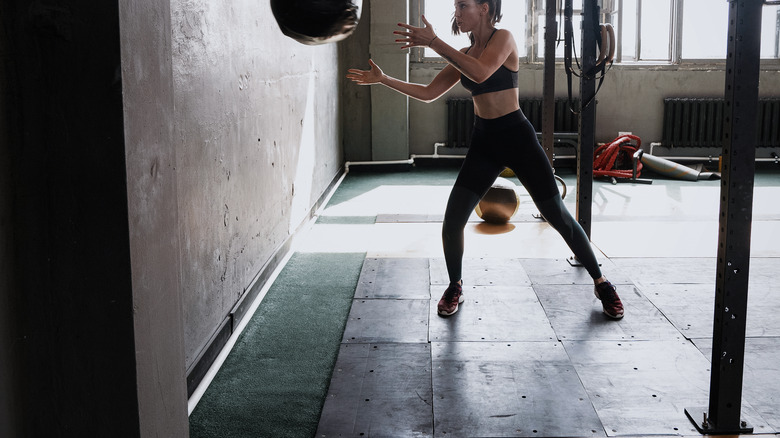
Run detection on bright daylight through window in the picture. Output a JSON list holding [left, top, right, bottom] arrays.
[[419, 0, 780, 64], [422, 0, 528, 58]]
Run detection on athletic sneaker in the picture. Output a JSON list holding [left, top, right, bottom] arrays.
[[437, 283, 464, 316], [594, 280, 624, 319]]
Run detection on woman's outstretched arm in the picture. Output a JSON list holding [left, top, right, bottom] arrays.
[[346, 59, 460, 103]]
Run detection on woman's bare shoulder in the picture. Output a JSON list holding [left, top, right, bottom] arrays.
[[495, 28, 514, 38], [491, 29, 517, 51]]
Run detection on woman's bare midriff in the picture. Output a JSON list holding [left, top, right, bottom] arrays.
[[472, 88, 520, 119]]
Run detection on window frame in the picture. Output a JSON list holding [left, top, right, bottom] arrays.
[[411, 0, 780, 68], [409, 0, 535, 64], [775, 8, 780, 59]]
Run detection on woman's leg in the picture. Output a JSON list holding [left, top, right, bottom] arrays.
[[501, 116, 603, 279], [441, 185, 483, 284], [533, 191, 624, 318], [503, 115, 624, 318], [534, 194, 602, 279], [444, 151, 505, 282], [438, 135, 504, 316]]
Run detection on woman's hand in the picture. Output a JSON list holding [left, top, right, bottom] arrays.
[[394, 15, 437, 50], [346, 59, 384, 85]]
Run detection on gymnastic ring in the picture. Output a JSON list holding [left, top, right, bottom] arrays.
[[596, 24, 608, 66], [555, 174, 568, 200], [596, 23, 616, 67], [604, 23, 616, 64]]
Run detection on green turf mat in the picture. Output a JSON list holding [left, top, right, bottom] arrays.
[[326, 168, 459, 208], [189, 252, 366, 438]]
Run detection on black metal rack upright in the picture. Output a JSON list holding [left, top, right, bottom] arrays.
[[684, 0, 764, 434], [571, 0, 598, 238]]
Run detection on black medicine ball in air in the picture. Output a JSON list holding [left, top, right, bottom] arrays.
[[271, 0, 363, 45]]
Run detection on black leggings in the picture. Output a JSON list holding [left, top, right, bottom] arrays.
[[442, 109, 602, 283]]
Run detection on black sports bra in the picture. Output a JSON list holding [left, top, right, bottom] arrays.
[[460, 29, 519, 96], [460, 65, 519, 96]]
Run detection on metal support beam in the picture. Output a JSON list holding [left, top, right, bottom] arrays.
[[576, 0, 598, 238], [542, 0, 558, 167], [685, 0, 762, 434]]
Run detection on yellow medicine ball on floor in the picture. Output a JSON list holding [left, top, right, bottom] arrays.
[[475, 177, 520, 224]]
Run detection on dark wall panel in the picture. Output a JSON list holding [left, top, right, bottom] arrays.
[[2, 0, 140, 435]]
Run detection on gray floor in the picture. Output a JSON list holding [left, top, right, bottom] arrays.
[[304, 168, 780, 437]]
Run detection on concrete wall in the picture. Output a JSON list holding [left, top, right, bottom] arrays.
[[408, 64, 780, 157], [170, 0, 346, 374], [369, 0, 409, 161], [342, 2, 373, 162], [119, 0, 189, 435]]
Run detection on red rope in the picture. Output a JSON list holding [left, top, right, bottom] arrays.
[[593, 135, 642, 179]]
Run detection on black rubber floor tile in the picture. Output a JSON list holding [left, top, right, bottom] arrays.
[[430, 257, 532, 286], [355, 257, 430, 299], [564, 340, 712, 436], [317, 343, 433, 438], [611, 258, 717, 286], [642, 282, 780, 339], [691, 337, 780, 434], [428, 285, 557, 343], [534, 283, 682, 341], [342, 298, 430, 343], [521, 257, 632, 285], [432, 341, 605, 437]]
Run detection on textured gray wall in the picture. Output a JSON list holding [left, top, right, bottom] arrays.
[[369, 0, 409, 161], [341, 1, 373, 162], [119, 0, 189, 435], [169, 0, 345, 369]]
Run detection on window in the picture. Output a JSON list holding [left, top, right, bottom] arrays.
[[762, 5, 780, 59], [636, 0, 673, 61], [681, 0, 728, 60], [614, 0, 780, 62], [420, 0, 528, 60], [420, 2, 470, 59], [414, 0, 780, 65], [535, 0, 581, 59]]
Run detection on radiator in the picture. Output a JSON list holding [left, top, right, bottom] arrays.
[[662, 98, 780, 148], [518, 98, 581, 134], [446, 98, 475, 148], [446, 98, 581, 148]]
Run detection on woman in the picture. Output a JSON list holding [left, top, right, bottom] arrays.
[[346, 0, 623, 319]]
